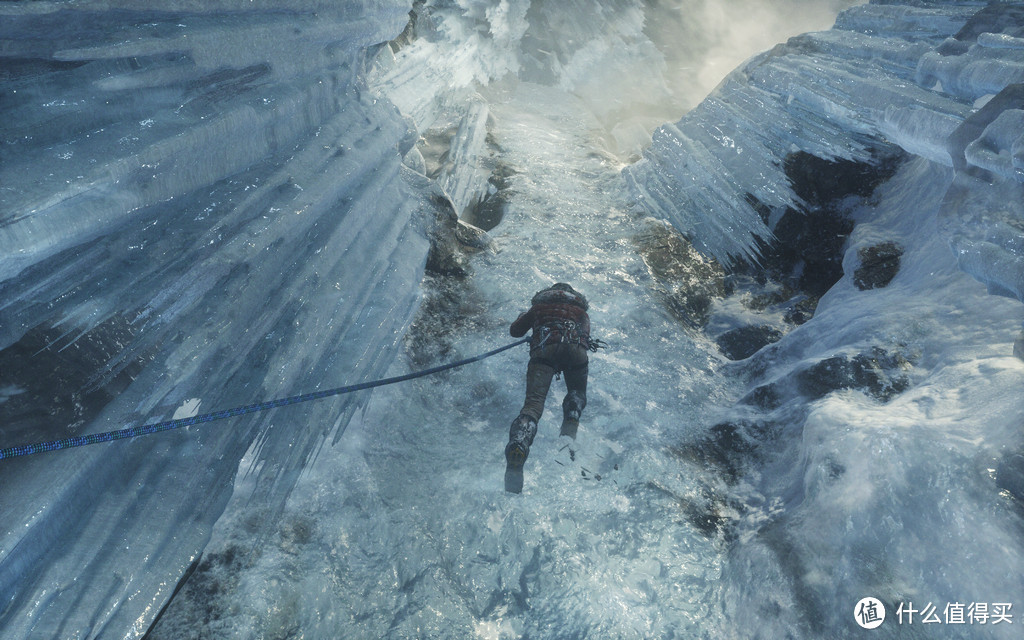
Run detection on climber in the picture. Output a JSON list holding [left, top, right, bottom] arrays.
[[504, 282, 602, 493]]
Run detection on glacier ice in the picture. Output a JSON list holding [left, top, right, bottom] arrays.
[[3, 0, 1024, 638], [0, 0, 706, 635], [0, 2, 437, 638], [625, 0, 1024, 271], [151, 78, 736, 640]]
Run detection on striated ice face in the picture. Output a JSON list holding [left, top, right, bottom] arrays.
[[0, 2, 432, 638]]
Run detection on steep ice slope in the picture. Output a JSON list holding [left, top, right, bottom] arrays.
[[150, 79, 738, 640], [152, 13, 1024, 634], [0, 1, 695, 636], [4, 0, 1024, 638], [707, 156, 1024, 638], [0, 0, 706, 635]]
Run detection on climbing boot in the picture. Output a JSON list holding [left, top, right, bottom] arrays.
[[505, 440, 528, 467], [504, 443, 526, 493], [504, 415, 537, 493], [559, 417, 579, 439], [560, 390, 585, 439]]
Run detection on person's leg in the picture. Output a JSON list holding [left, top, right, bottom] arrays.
[[560, 348, 588, 439], [504, 413, 536, 493], [506, 357, 556, 493], [519, 356, 556, 422]]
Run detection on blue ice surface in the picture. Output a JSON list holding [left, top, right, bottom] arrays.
[[1, 0, 1024, 638]]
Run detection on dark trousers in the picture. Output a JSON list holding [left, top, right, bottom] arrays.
[[518, 343, 588, 423]]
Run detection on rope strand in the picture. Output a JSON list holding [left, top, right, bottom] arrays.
[[0, 337, 531, 460]]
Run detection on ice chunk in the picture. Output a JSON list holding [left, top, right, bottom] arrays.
[[917, 48, 1024, 101], [171, 398, 202, 420], [878, 105, 962, 166], [964, 109, 1024, 178], [947, 83, 1024, 180], [437, 99, 492, 219], [978, 32, 1024, 50]]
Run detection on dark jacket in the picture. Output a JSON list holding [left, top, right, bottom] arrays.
[[510, 287, 590, 349]]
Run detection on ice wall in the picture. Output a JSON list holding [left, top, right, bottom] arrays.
[[626, 0, 1024, 287], [0, 1, 692, 636], [0, 2, 440, 638], [621, 2, 1024, 634]]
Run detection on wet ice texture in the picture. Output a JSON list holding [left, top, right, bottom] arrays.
[[5, 1, 1024, 638], [150, 80, 733, 640], [0, 1, 682, 636], [626, 0, 1024, 287], [0, 2, 433, 638]]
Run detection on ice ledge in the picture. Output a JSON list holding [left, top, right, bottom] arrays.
[[948, 83, 1024, 180]]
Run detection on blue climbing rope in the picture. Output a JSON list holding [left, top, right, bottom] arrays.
[[0, 337, 531, 460]]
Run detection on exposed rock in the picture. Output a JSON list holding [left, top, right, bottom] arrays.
[[682, 421, 759, 484], [0, 316, 147, 443], [387, 1, 422, 54], [996, 451, 1024, 503], [1014, 330, 1024, 362], [668, 420, 783, 514], [424, 194, 491, 278], [409, 189, 495, 368], [454, 219, 491, 250], [741, 346, 911, 408], [743, 284, 796, 312], [682, 499, 726, 538], [783, 296, 818, 326], [740, 383, 784, 411], [405, 190, 493, 368], [705, 150, 905, 362], [741, 150, 905, 306], [404, 273, 491, 368], [465, 159, 516, 232], [715, 324, 784, 360], [951, 3, 1024, 47], [148, 544, 254, 636], [770, 208, 852, 298], [796, 349, 910, 402], [633, 220, 726, 328], [853, 241, 903, 290], [644, 478, 741, 539]]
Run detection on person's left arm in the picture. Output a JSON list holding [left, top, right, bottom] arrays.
[[510, 307, 535, 337]]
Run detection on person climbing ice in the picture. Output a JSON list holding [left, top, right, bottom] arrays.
[[504, 282, 605, 493]]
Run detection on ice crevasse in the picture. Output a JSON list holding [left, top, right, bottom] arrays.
[[1, 0, 1024, 638]]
